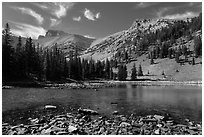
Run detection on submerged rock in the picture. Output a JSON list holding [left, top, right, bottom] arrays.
[[112, 111, 119, 115], [78, 108, 99, 115]]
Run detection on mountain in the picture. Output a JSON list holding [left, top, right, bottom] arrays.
[[37, 30, 95, 56], [81, 18, 176, 60], [81, 15, 202, 81], [8, 30, 95, 56]]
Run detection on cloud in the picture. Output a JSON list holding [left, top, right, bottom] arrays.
[[162, 11, 199, 20], [33, 3, 48, 9], [73, 16, 81, 22], [9, 21, 46, 39], [11, 6, 44, 25], [156, 7, 169, 18], [188, 2, 201, 7], [135, 2, 156, 8], [50, 18, 62, 27], [34, 2, 75, 19], [84, 8, 101, 21], [84, 35, 95, 39], [96, 13, 100, 19]]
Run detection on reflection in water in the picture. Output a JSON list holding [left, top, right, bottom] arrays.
[[2, 85, 202, 122]]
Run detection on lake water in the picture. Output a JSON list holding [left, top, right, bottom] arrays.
[[2, 84, 202, 124]]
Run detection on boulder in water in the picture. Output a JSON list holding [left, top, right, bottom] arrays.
[[78, 108, 99, 115]]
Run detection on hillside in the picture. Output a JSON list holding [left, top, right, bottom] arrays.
[[81, 19, 176, 60], [81, 15, 202, 81]]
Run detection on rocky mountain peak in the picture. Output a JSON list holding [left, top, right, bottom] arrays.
[[45, 30, 68, 37]]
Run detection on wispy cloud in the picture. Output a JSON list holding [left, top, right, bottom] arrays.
[[9, 21, 46, 39], [73, 16, 81, 22], [50, 18, 62, 27], [33, 3, 48, 9], [11, 6, 44, 25], [83, 8, 101, 21], [34, 2, 75, 19], [162, 11, 199, 20], [156, 7, 169, 18], [188, 2, 201, 7], [135, 2, 156, 8]]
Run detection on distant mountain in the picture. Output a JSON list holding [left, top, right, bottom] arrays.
[[45, 30, 67, 37], [37, 30, 95, 56], [8, 30, 95, 56]]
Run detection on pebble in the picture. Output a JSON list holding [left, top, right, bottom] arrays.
[[154, 129, 160, 135], [154, 115, 164, 120], [157, 124, 163, 128], [112, 111, 119, 115], [45, 105, 57, 109], [78, 108, 99, 115], [2, 112, 202, 135], [120, 122, 131, 127], [68, 125, 77, 133]]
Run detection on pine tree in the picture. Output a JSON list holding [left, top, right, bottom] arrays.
[[2, 23, 14, 82], [194, 36, 202, 58], [175, 51, 180, 63], [192, 57, 195, 65], [118, 65, 124, 81], [105, 58, 110, 79], [137, 64, 143, 76], [123, 65, 127, 80], [16, 36, 22, 53], [131, 63, 137, 80], [159, 43, 164, 58], [168, 48, 172, 59], [182, 45, 188, 61], [110, 67, 113, 80], [150, 53, 154, 65], [15, 36, 25, 79]]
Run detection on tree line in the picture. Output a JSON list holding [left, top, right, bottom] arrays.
[[3, 23, 130, 82]]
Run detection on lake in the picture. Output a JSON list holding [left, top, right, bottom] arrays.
[[2, 84, 202, 124]]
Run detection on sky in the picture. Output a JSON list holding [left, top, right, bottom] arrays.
[[2, 2, 202, 39]]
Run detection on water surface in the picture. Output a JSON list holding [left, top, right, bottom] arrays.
[[2, 84, 202, 123]]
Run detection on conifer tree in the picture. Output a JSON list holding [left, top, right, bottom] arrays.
[[2, 23, 14, 81], [123, 65, 127, 80], [131, 63, 137, 80], [137, 64, 143, 76], [150, 53, 154, 65], [118, 65, 124, 81], [105, 58, 110, 79], [192, 57, 195, 65], [194, 36, 202, 57], [175, 51, 180, 63], [110, 67, 113, 80]]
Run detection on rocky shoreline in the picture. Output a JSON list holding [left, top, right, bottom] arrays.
[[2, 107, 202, 135], [2, 80, 201, 89]]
